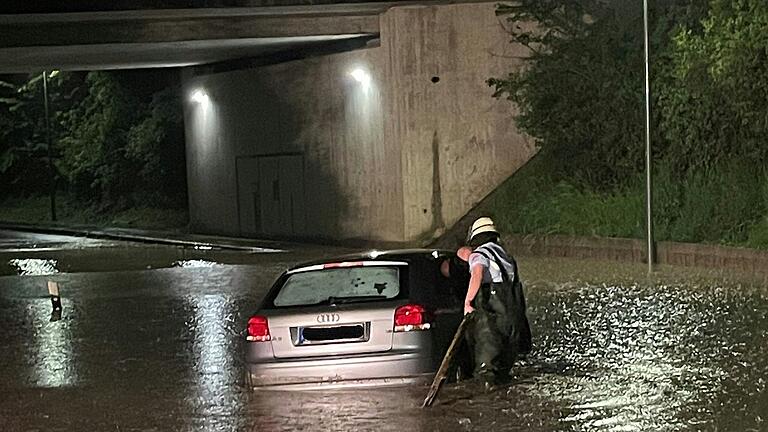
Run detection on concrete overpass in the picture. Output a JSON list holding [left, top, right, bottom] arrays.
[[0, 1, 485, 73], [0, 3, 391, 72], [0, 1, 536, 244]]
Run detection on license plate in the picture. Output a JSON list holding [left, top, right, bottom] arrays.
[[299, 324, 365, 344]]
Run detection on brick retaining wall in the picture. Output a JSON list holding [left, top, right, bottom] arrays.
[[503, 234, 768, 275]]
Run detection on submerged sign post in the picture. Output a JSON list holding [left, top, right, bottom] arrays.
[[48, 280, 62, 322]]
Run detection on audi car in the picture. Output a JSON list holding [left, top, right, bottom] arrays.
[[243, 249, 469, 390]]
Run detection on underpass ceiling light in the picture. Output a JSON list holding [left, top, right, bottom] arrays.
[[190, 89, 210, 106], [349, 68, 371, 92]]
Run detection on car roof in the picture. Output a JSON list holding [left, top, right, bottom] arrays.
[[286, 248, 454, 272]]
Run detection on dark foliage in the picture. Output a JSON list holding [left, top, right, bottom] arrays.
[[0, 70, 186, 211], [488, 0, 709, 189]]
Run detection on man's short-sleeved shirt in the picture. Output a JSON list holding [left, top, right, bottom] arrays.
[[468, 242, 515, 284]]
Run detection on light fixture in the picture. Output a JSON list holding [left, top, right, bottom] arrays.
[[190, 89, 210, 105], [349, 68, 371, 91]]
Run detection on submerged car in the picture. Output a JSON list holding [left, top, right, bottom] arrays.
[[243, 249, 469, 390]]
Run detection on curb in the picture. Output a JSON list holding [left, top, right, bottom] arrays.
[[0, 222, 284, 252], [504, 234, 768, 275]]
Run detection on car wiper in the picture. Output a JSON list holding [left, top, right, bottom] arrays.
[[325, 295, 388, 305]]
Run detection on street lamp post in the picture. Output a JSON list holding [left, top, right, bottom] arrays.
[[42, 70, 57, 222], [643, 0, 654, 273]]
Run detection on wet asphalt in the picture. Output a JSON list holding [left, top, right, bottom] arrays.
[[0, 230, 767, 431]]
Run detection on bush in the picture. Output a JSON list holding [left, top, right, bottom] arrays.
[[489, 0, 709, 190], [1, 70, 186, 213], [658, 0, 768, 172], [489, 156, 768, 248], [58, 72, 142, 206], [489, 154, 644, 238], [487, 0, 768, 249], [0, 194, 188, 230]]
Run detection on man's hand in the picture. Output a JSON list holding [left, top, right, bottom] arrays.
[[464, 303, 475, 315]]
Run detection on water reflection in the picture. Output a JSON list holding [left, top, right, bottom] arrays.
[[525, 282, 758, 431], [174, 259, 222, 268], [187, 293, 244, 432], [9, 258, 59, 276], [25, 299, 77, 387], [245, 387, 434, 432]]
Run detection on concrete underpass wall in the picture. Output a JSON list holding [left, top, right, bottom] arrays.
[[184, 2, 535, 243], [184, 47, 403, 241], [381, 3, 535, 242]]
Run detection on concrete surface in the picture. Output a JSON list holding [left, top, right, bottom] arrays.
[[184, 1, 535, 243], [0, 1, 491, 72], [184, 44, 399, 241], [0, 35, 371, 72], [381, 3, 535, 241], [0, 222, 288, 252], [0, 3, 383, 72]]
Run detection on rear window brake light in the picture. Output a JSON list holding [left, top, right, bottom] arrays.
[[287, 260, 408, 274], [323, 261, 364, 269]]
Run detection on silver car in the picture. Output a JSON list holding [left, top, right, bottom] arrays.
[[243, 249, 469, 390]]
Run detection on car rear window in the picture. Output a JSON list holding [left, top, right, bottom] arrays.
[[272, 266, 401, 307]]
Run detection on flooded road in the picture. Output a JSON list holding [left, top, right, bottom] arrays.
[[0, 233, 767, 431]]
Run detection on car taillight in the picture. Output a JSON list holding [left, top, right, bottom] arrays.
[[246, 316, 271, 342], [394, 304, 432, 332]]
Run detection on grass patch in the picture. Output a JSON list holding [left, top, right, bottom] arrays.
[[0, 195, 188, 231], [486, 155, 768, 249]]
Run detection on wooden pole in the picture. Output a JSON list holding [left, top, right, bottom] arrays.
[[422, 314, 471, 408]]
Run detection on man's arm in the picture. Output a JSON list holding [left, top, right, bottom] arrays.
[[464, 265, 484, 315], [440, 259, 451, 278]]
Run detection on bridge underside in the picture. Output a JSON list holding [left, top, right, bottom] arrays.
[[0, 35, 374, 72], [0, 1, 536, 244], [0, 3, 385, 72]]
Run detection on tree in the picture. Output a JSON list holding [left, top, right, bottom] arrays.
[[126, 86, 187, 207], [1, 70, 186, 212], [488, 0, 708, 189], [0, 72, 83, 198], [658, 0, 768, 171], [58, 72, 143, 208]]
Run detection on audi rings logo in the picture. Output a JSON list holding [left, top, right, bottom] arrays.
[[317, 313, 340, 323]]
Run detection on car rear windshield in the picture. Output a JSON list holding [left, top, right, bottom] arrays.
[[272, 266, 402, 307]]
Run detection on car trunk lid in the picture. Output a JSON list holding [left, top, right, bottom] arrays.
[[262, 261, 408, 359], [268, 303, 397, 358]]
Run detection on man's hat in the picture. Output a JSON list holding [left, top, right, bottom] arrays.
[[466, 217, 498, 243]]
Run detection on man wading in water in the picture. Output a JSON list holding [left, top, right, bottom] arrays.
[[463, 217, 532, 388]]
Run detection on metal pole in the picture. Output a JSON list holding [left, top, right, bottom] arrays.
[[643, 0, 653, 272], [42, 71, 57, 222]]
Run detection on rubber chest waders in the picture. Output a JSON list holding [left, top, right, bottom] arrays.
[[467, 246, 532, 380]]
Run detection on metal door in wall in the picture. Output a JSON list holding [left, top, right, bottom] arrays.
[[237, 155, 305, 237], [236, 157, 260, 236]]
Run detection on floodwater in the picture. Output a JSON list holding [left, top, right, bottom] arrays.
[[0, 231, 767, 431]]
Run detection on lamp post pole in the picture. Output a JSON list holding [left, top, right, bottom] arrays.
[[643, 0, 654, 273], [42, 70, 57, 222]]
